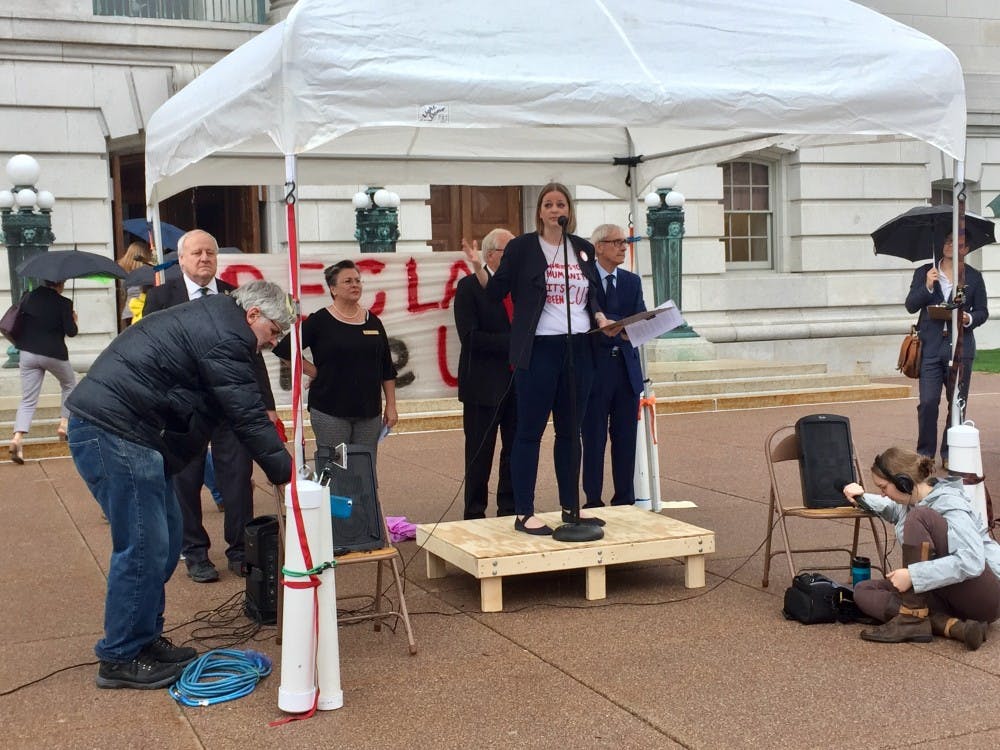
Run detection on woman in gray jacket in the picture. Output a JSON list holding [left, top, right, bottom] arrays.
[[842, 446, 1000, 650]]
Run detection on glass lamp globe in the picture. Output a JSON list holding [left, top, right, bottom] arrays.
[[6, 154, 41, 187], [652, 173, 678, 191], [644, 192, 662, 208], [387, 192, 401, 208], [15, 188, 37, 209], [36, 190, 55, 210], [0, 190, 14, 209], [373, 189, 392, 207], [352, 191, 371, 210], [665, 190, 685, 208]]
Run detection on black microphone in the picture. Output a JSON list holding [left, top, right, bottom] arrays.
[[557, 216, 568, 227], [836, 480, 875, 513]]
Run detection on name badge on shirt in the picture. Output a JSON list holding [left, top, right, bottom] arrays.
[[362, 330, 379, 335]]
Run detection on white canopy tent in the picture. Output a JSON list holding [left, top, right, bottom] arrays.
[[145, 0, 967, 204], [142, 0, 972, 713]]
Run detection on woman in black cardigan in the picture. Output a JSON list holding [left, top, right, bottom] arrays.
[[463, 183, 619, 535], [10, 280, 78, 463]]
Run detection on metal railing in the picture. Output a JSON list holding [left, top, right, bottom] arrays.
[[93, 0, 267, 24]]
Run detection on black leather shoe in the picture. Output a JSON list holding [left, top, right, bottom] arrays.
[[186, 560, 219, 583], [228, 559, 249, 578], [514, 516, 553, 536], [561, 509, 606, 526]]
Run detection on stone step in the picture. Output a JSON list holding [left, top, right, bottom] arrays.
[[653, 372, 870, 396], [644, 358, 828, 382]]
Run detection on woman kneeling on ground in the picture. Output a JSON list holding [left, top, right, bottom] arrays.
[[842, 447, 1000, 650]]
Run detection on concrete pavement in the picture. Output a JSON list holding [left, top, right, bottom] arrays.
[[2, 375, 1000, 749]]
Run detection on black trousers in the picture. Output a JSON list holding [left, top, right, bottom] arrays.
[[174, 423, 253, 565], [462, 394, 516, 519]]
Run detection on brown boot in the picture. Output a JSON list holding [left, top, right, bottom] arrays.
[[860, 603, 933, 643], [930, 613, 988, 651]]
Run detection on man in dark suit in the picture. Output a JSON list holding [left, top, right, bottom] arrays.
[[455, 229, 516, 519], [905, 232, 989, 465], [582, 223, 646, 507], [143, 229, 279, 582]]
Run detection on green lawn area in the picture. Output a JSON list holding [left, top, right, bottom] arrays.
[[974, 349, 1000, 373]]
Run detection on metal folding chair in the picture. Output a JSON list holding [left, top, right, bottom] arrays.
[[761, 425, 887, 587]]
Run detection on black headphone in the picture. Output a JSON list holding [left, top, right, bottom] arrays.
[[874, 453, 914, 494]]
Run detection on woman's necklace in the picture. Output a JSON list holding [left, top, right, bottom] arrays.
[[331, 301, 364, 321]]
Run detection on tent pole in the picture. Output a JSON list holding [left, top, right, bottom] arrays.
[[626, 149, 692, 511], [950, 159, 965, 429], [150, 203, 165, 266], [284, 155, 305, 471]]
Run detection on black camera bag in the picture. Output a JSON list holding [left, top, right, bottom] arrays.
[[783, 572, 857, 624]]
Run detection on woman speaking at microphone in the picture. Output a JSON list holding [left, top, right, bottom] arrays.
[[463, 182, 617, 535]]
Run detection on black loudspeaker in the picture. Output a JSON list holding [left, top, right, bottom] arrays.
[[795, 414, 854, 509], [244, 515, 279, 625], [316, 444, 388, 555]]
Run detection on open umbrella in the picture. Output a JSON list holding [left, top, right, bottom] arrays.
[[16, 249, 126, 282], [871, 204, 996, 263], [123, 261, 180, 287], [123, 218, 185, 251]]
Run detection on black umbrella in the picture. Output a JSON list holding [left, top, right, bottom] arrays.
[[123, 218, 186, 251], [871, 204, 996, 263], [16, 249, 126, 282], [123, 261, 180, 287]]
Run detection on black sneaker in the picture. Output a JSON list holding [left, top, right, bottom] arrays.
[[96, 654, 183, 689], [141, 636, 197, 665], [186, 560, 219, 583]]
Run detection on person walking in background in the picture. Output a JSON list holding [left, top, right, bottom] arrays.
[[905, 232, 988, 467], [117, 239, 151, 328], [143, 229, 279, 583], [9, 279, 78, 463], [582, 224, 646, 508], [455, 228, 516, 519], [273, 259, 398, 466], [462, 182, 619, 535], [67, 280, 293, 689], [842, 446, 1000, 650]]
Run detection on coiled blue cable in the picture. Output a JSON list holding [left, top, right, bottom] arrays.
[[168, 649, 272, 707]]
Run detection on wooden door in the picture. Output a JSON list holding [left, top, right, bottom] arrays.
[[428, 185, 522, 251]]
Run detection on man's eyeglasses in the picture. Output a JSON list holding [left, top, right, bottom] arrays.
[[600, 238, 628, 248]]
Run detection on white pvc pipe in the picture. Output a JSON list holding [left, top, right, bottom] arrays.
[[277, 479, 325, 712], [315, 486, 343, 710]]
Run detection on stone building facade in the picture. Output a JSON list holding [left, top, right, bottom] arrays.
[[1, 0, 997, 373]]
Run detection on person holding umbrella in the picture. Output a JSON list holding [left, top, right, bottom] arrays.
[[905, 232, 988, 466], [8, 248, 125, 463], [8, 278, 78, 462]]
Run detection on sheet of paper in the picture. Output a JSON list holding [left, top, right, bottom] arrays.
[[623, 300, 684, 348]]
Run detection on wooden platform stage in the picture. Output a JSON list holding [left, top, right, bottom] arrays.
[[415, 506, 715, 612]]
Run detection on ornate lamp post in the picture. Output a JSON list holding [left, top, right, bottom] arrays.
[[0, 154, 56, 367], [352, 187, 400, 253], [645, 174, 696, 338]]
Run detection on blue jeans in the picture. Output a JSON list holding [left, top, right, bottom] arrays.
[[512, 334, 594, 517], [68, 416, 182, 662], [204, 449, 224, 505]]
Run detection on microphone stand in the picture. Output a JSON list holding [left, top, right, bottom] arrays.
[[552, 218, 603, 543]]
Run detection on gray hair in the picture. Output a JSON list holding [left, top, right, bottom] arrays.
[[590, 223, 625, 245], [177, 229, 218, 257], [481, 228, 514, 256], [231, 280, 295, 331]]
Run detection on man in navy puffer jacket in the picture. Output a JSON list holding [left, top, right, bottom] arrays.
[[66, 280, 294, 690]]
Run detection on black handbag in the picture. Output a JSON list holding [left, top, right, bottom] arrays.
[[782, 572, 858, 624], [0, 293, 26, 344]]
